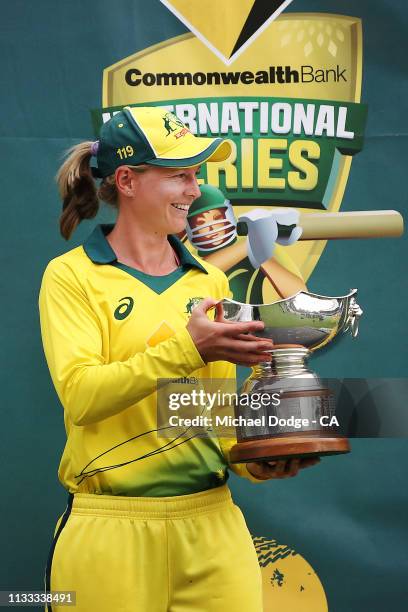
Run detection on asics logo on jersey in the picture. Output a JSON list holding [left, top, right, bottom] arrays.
[[114, 296, 134, 320]]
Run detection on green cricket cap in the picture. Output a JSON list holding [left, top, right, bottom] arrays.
[[94, 106, 232, 178]]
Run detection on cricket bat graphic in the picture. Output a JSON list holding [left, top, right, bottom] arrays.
[[236, 209, 404, 241], [205, 210, 404, 299]]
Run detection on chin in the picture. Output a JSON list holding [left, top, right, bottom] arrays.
[[168, 222, 187, 235]]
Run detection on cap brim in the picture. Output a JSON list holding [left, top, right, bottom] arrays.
[[147, 138, 232, 168]]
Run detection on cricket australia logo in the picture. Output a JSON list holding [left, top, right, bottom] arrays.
[[185, 297, 203, 315], [114, 296, 134, 320], [163, 111, 185, 136]]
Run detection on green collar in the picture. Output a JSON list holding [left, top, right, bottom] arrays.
[[83, 224, 207, 274]]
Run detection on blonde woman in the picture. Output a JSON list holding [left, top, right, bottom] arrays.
[[39, 106, 318, 612]]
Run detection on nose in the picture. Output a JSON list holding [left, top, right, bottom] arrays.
[[185, 174, 201, 200]]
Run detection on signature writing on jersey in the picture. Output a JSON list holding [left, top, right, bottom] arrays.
[[74, 405, 210, 485]]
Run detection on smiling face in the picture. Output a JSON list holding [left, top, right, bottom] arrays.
[[115, 165, 202, 235]]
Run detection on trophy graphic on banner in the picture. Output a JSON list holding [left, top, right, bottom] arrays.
[[221, 290, 363, 463]]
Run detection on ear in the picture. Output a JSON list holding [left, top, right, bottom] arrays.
[[115, 166, 140, 198]]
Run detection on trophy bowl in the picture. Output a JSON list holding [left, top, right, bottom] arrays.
[[220, 290, 363, 463]]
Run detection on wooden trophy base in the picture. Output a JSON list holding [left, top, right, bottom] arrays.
[[229, 435, 350, 463]]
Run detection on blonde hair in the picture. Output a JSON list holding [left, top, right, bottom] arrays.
[[56, 143, 149, 240]]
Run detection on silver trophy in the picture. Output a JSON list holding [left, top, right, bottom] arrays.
[[221, 290, 363, 463]]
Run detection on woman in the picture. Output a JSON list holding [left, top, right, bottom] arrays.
[[39, 106, 318, 612]]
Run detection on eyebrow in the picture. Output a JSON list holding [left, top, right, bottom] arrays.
[[166, 166, 201, 175]]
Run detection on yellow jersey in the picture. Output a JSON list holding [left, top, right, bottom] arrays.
[[39, 224, 261, 496]]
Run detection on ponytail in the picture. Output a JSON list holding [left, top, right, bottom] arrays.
[[57, 142, 101, 240], [56, 145, 151, 240]]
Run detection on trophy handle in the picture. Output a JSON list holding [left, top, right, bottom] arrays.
[[345, 298, 363, 338]]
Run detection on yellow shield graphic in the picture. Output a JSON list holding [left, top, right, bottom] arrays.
[[102, 13, 365, 301]]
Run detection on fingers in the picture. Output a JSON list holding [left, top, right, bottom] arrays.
[[221, 320, 266, 337], [236, 333, 273, 344], [214, 333, 273, 359], [214, 301, 227, 323], [226, 338, 273, 353], [192, 299, 270, 339], [188, 298, 273, 364], [258, 456, 321, 479], [194, 297, 218, 314], [267, 459, 300, 478], [287, 458, 300, 477], [220, 347, 272, 365], [220, 331, 273, 364], [299, 457, 321, 469]]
